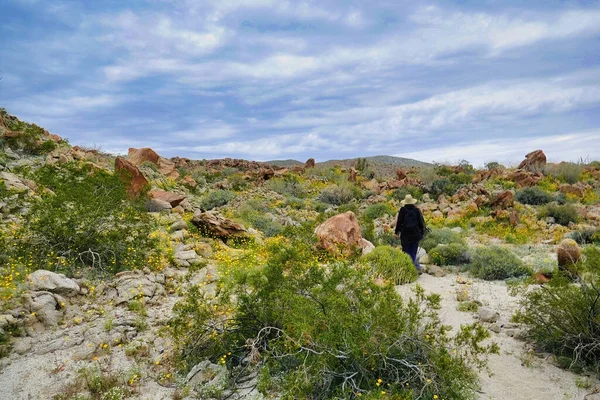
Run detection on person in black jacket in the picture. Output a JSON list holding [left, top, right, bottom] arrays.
[[394, 194, 426, 273]]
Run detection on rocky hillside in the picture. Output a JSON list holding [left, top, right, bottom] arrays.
[[1, 110, 600, 399]]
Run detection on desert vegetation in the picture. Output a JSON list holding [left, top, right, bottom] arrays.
[[1, 110, 600, 399]]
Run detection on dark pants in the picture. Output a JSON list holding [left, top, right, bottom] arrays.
[[401, 240, 421, 271]]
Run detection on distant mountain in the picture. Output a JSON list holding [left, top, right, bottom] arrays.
[[265, 159, 305, 168]]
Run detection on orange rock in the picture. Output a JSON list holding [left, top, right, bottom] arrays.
[[491, 190, 514, 208], [304, 158, 316, 169], [148, 189, 186, 207], [314, 211, 364, 256], [518, 150, 547, 172], [115, 157, 148, 198]]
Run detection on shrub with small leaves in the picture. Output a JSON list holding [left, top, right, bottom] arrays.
[[420, 228, 466, 253], [513, 246, 600, 375], [429, 243, 469, 266], [362, 245, 418, 284], [171, 229, 498, 400], [515, 186, 552, 205], [199, 189, 236, 211], [540, 204, 579, 226], [363, 203, 396, 221], [318, 184, 360, 205], [468, 246, 531, 280]]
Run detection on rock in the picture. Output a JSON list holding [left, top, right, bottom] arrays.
[[186, 360, 228, 395], [115, 157, 149, 198], [174, 249, 202, 267], [27, 270, 80, 296], [27, 292, 61, 326], [128, 147, 179, 178], [146, 198, 172, 212], [363, 178, 381, 194], [170, 220, 188, 232], [148, 189, 186, 207], [348, 168, 358, 182], [191, 210, 247, 240], [1, 172, 29, 192], [359, 238, 375, 255], [12, 337, 33, 355], [478, 307, 500, 323], [417, 247, 429, 264], [304, 158, 316, 169], [491, 190, 514, 208], [396, 169, 407, 180], [559, 183, 589, 198], [182, 175, 197, 188], [518, 150, 546, 172], [504, 328, 524, 339], [426, 265, 446, 277], [557, 239, 581, 272], [111, 271, 162, 305], [315, 211, 364, 256], [432, 210, 444, 219]]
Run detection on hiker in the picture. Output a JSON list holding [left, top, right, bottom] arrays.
[[394, 194, 426, 273]]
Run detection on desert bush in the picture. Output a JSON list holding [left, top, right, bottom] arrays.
[[566, 228, 600, 245], [389, 185, 424, 202], [228, 173, 249, 191], [199, 189, 236, 210], [540, 204, 579, 226], [449, 172, 472, 185], [362, 245, 418, 284], [363, 202, 396, 220], [485, 161, 504, 171], [429, 178, 459, 197], [268, 175, 305, 198], [171, 231, 498, 399], [547, 163, 584, 184], [429, 243, 470, 266], [317, 184, 360, 205], [514, 247, 600, 375], [4, 163, 159, 276], [420, 228, 466, 253], [468, 246, 531, 280], [515, 186, 552, 205]]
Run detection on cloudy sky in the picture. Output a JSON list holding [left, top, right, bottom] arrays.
[[1, 0, 599, 166]]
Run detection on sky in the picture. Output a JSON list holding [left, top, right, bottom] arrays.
[[1, 0, 600, 167]]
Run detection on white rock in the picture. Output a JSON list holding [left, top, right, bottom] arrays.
[[27, 270, 80, 296], [478, 307, 500, 323]]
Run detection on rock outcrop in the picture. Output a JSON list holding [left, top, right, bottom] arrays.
[[27, 270, 80, 297], [191, 210, 247, 240], [304, 158, 316, 169], [148, 189, 186, 207], [115, 156, 149, 198], [128, 147, 179, 179], [518, 150, 546, 172]]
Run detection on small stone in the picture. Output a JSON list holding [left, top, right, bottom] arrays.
[[426, 265, 446, 277], [478, 307, 500, 323]]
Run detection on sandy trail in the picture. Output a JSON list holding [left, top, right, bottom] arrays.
[[398, 273, 597, 400]]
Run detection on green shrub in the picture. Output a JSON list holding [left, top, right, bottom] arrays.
[[199, 189, 236, 210], [513, 247, 600, 375], [429, 243, 469, 266], [318, 184, 359, 205], [547, 163, 584, 184], [363, 202, 396, 221], [468, 246, 531, 280], [540, 204, 579, 226], [420, 228, 466, 253], [389, 185, 423, 202], [6, 163, 158, 275], [268, 175, 305, 198], [171, 232, 498, 399], [429, 178, 458, 197], [515, 187, 552, 205], [362, 245, 418, 284], [566, 228, 600, 245]]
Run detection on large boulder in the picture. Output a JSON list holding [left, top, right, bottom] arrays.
[[518, 150, 546, 172], [27, 270, 80, 296], [304, 158, 316, 169], [25, 291, 62, 326], [148, 189, 186, 207], [128, 147, 179, 179], [1, 171, 29, 192], [191, 210, 247, 240], [315, 211, 366, 256], [557, 239, 581, 273], [115, 157, 149, 198]]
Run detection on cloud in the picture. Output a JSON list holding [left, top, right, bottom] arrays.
[[396, 131, 600, 167]]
